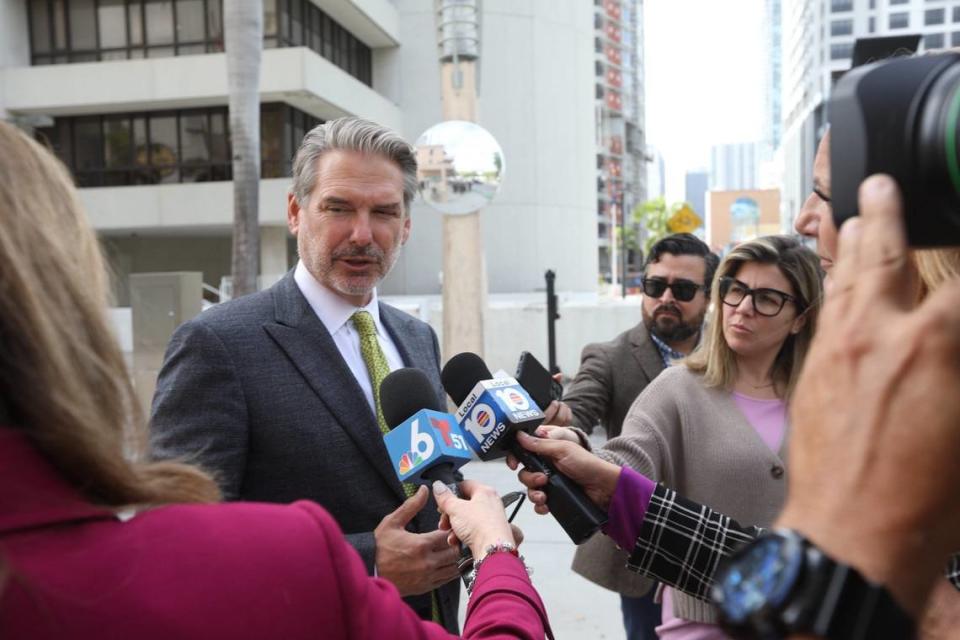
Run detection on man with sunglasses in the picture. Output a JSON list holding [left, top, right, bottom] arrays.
[[550, 232, 718, 640]]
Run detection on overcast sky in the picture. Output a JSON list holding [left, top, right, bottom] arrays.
[[644, 0, 767, 200]]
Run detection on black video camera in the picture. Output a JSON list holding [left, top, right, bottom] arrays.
[[831, 52, 960, 246]]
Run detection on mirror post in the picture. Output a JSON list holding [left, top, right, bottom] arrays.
[[436, 0, 485, 360]]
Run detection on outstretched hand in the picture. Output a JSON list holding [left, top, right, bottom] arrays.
[[777, 174, 960, 617], [511, 430, 620, 514]]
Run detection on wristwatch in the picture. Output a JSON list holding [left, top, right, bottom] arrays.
[[711, 528, 915, 640]]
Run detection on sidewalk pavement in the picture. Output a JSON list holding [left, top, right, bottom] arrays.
[[455, 435, 627, 639]]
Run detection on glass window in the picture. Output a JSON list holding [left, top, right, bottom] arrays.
[[74, 117, 103, 186], [869, 16, 876, 32], [955, 6, 960, 22], [36, 105, 322, 186], [145, 0, 175, 45], [290, 0, 303, 45], [263, 0, 278, 36], [180, 112, 211, 182], [30, 0, 52, 53], [952, 31, 960, 46], [103, 116, 133, 185], [830, 0, 852, 11], [309, 6, 321, 52], [176, 0, 205, 43], [52, 0, 68, 50], [831, 19, 853, 36], [924, 32, 945, 49], [69, 0, 97, 50], [261, 104, 286, 178], [926, 8, 945, 25], [830, 42, 853, 60], [278, 0, 290, 42], [322, 13, 333, 59], [148, 114, 179, 183], [209, 110, 231, 180], [98, 0, 127, 49], [889, 12, 909, 29], [103, 116, 132, 168], [890, 0, 908, 4], [129, 0, 144, 46], [207, 0, 224, 51]]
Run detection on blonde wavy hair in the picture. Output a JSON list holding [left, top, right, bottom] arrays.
[[0, 123, 219, 508], [685, 235, 823, 400]]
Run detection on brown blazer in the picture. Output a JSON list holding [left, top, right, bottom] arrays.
[[562, 323, 666, 439], [564, 322, 666, 597]]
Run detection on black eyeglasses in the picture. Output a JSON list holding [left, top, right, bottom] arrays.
[[719, 277, 803, 317], [640, 277, 704, 302]]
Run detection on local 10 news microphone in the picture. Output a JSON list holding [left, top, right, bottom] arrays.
[[440, 352, 607, 544]]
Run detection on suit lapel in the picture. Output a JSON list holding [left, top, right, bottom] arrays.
[[262, 275, 407, 502], [629, 324, 666, 382], [380, 304, 445, 410]]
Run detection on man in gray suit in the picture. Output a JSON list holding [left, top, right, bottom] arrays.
[[150, 118, 461, 631], [550, 233, 717, 640]]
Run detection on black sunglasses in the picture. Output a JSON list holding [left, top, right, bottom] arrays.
[[719, 277, 803, 317], [640, 277, 704, 302]]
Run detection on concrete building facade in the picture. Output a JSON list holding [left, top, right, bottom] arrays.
[[2, 0, 599, 302]]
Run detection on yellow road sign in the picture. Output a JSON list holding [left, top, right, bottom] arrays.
[[668, 205, 702, 233]]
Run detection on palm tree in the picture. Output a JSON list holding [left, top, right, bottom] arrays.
[[224, 0, 263, 298]]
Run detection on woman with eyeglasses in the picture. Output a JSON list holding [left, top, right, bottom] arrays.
[[522, 235, 823, 639]]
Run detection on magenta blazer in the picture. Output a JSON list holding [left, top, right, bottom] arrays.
[[0, 430, 552, 639]]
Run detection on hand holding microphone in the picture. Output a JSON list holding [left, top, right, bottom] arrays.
[[440, 352, 608, 544], [379, 368, 522, 586], [513, 430, 622, 515]]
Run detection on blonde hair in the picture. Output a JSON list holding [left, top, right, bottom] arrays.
[[685, 236, 823, 400], [0, 123, 219, 507], [915, 248, 960, 300]]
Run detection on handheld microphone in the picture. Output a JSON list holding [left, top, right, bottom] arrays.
[[441, 352, 608, 544], [380, 368, 478, 583], [381, 368, 473, 495]]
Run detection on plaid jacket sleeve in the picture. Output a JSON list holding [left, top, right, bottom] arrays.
[[626, 485, 960, 601], [625, 484, 762, 601]]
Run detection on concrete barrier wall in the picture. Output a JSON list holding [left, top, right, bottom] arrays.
[[114, 295, 643, 406]]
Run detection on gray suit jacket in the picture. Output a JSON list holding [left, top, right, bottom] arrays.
[[562, 323, 665, 439], [149, 272, 459, 631], [564, 322, 665, 597]]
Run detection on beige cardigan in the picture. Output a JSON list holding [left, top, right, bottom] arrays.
[[571, 365, 788, 624]]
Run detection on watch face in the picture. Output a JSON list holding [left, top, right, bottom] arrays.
[[715, 533, 804, 625]]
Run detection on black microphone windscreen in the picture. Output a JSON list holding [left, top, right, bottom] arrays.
[[440, 352, 492, 406], [380, 368, 439, 429]]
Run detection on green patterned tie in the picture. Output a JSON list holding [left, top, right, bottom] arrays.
[[352, 311, 441, 623], [352, 310, 442, 625]]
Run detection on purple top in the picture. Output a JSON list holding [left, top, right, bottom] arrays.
[[732, 392, 787, 453]]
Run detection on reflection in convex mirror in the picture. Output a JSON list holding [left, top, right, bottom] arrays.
[[415, 121, 504, 215]]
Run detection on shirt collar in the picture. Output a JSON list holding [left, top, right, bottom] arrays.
[[649, 330, 694, 368], [294, 261, 384, 337]]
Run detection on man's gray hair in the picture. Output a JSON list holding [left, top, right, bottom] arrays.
[[291, 117, 418, 212]]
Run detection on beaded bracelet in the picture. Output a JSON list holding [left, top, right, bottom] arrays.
[[465, 542, 533, 595]]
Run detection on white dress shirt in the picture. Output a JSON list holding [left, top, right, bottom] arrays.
[[293, 261, 405, 417]]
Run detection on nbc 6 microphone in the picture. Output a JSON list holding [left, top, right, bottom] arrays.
[[380, 368, 473, 495], [440, 352, 608, 544], [379, 367, 479, 582]]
